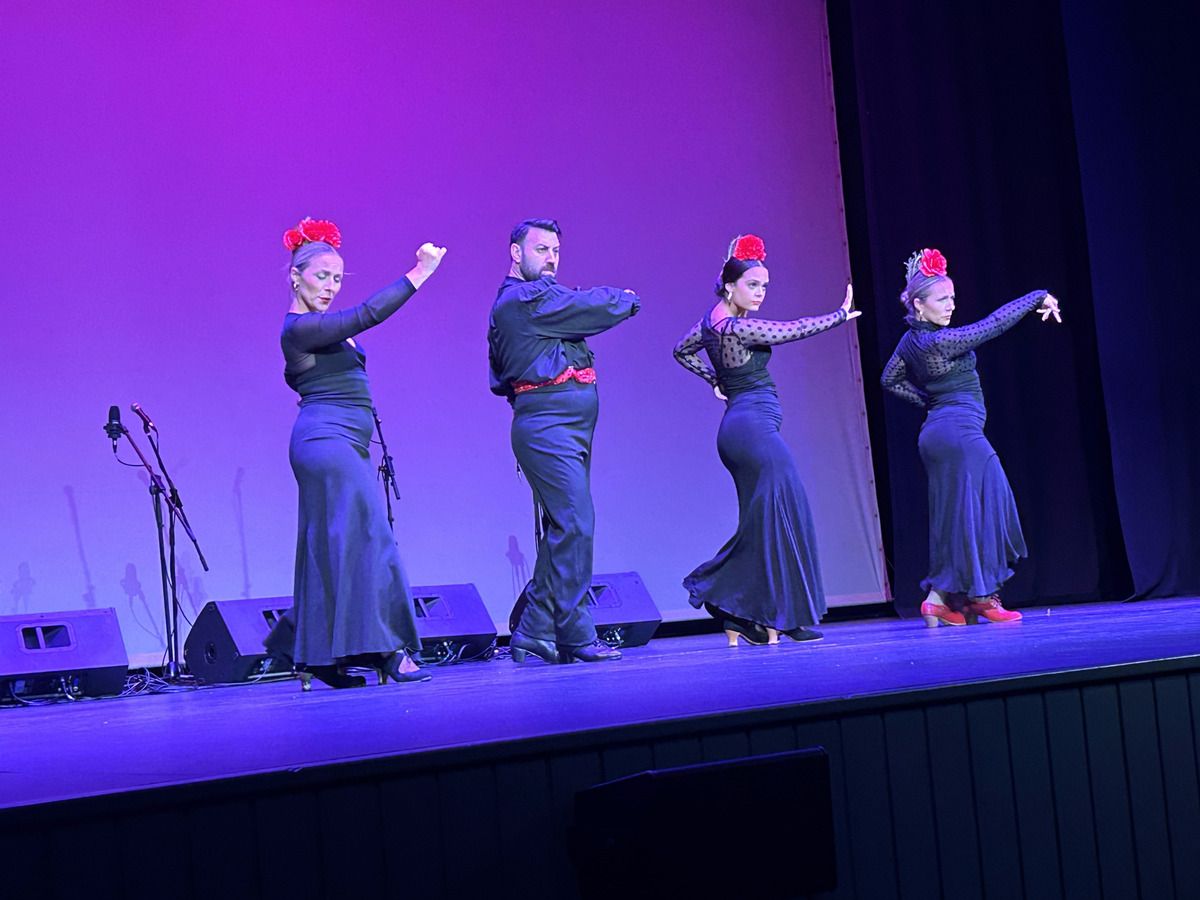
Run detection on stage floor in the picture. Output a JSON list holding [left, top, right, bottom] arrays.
[[3, 598, 1198, 813]]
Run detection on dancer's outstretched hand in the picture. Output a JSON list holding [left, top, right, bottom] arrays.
[[841, 283, 862, 320], [1038, 293, 1062, 323]]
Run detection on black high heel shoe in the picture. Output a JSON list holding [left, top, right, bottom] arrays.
[[377, 650, 432, 684], [510, 632, 560, 664], [297, 665, 368, 691], [723, 619, 770, 647], [704, 603, 769, 647]]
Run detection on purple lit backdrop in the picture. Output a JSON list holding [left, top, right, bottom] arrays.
[[4, 1, 886, 661]]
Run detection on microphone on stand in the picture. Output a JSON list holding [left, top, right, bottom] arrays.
[[131, 402, 156, 433], [104, 405, 126, 449]]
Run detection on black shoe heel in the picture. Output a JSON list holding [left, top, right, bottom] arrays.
[[378, 651, 431, 684], [705, 603, 769, 647], [722, 619, 769, 646], [510, 633, 559, 664]]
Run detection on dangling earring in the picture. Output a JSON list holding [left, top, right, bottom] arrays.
[[292, 282, 300, 293]]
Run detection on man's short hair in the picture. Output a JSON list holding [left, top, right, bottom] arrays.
[[510, 218, 562, 247]]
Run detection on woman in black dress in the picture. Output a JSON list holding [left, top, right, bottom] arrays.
[[880, 248, 1060, 626], [280, 217, 446, 687], [673, 234, 858, 645]]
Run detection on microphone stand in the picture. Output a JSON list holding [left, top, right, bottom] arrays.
[[142, 419, 208, 681], [108, 413, 207, 683], [372, 407, 401, 532]]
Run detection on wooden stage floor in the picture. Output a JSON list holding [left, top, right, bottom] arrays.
[[4, 597, 1198, 813]]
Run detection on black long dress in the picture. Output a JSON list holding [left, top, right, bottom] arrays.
[[880, 291, 1046, 597], [280, 277, 422, 666], [673, 306, 847, 630]]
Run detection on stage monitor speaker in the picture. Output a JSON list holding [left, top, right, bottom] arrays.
[[0, 608, 129, 699], [570, 748, 835, 899], [411, 583, 497, 663], [587, 571, 661, 647], [509, 571, 660, 648], [183, 597, 293, 685], [186, 587, 496, 679]]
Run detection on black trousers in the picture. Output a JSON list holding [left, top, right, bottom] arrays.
[[510, 383, 599, 648]]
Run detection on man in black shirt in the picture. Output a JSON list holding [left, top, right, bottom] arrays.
[[488, 219, 640, 663]]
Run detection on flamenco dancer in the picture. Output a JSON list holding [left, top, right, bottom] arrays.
[[274, 217, 446, 688], [488, 219, 640, 664], [880, 248, 1061, 626], [673, 235, 858, 645]]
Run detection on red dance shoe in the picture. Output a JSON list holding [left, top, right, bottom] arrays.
[[920, 600, 966, 628], [965, 594, 1022, 624]]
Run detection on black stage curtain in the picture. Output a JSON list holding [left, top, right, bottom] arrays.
[[827, 0, 1137, 614], [1057, 0, 1200, 599]]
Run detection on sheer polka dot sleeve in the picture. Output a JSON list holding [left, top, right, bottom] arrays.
[[880, 352, 929, 408], [727, 308, 848, 347], [673, 319, 720, 386], [931, 291, 1048, 357]]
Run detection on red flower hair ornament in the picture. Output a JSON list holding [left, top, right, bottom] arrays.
[[905, 247, 948, 281], [283, 217, 343, 252], [729, 234, 767, 262]]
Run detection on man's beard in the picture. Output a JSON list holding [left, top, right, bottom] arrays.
[[520, 259, 555, 281]]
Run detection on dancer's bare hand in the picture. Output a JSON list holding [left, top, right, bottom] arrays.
[[407, 243, 447, 288], [1038, 293, 1062, 323], [415, 242, 447, 274], [841, 282, 862, 320]]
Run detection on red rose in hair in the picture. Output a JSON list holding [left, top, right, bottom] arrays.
[[918, 248, 947, 278], [282, 228, 306, 251], [298, 217, 342, 249], [732, 234, 767, 261], [282, 217, 342, 251]]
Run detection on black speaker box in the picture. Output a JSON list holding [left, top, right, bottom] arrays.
[[586, 571, 661, 647], [183, 597, 292, 684], [0, 608, 129, 699], [411, 583, 497, 662], [571, 748, 836, 899], [186, 586, 497, 681], [508, 571, 661, 648]]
